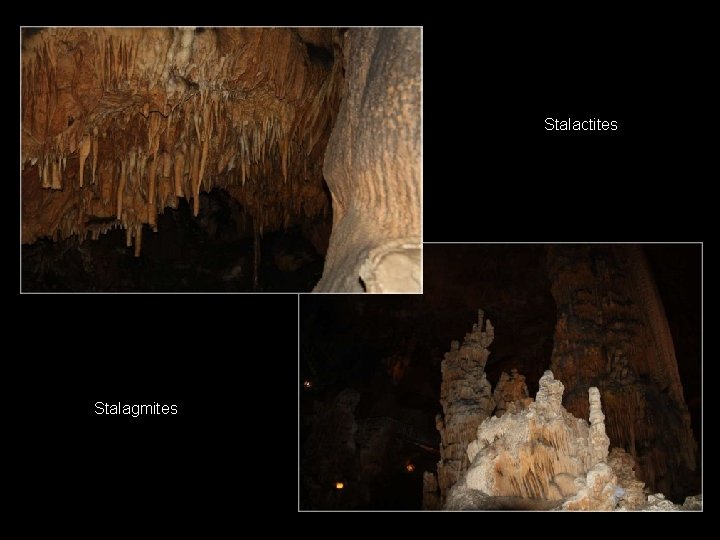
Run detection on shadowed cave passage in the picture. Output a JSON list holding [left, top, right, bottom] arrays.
[[22, 188, 328, 292], [300, 244, 701, 509]]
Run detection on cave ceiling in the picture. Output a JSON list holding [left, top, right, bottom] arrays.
[[21, 27, 343, 254]]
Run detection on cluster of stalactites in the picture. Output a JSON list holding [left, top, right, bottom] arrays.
[[21, 28, 342, 252]]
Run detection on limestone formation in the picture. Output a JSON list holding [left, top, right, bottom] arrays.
[[462, 371, 598, 503], [547, 245, 697, 499], [440, 367, 702, 511], [607, 447, 646, 509], [426, 310, 496, 507], [22, 27, 420, 292], [22, 28, 341, 256], [315, 28, 421, 292], [492, 369, 530, 417], [422, 472, 440, 510]]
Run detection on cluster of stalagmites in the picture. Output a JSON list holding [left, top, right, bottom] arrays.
[[439, 370, 701, 511], [424, 310, 701, 511]]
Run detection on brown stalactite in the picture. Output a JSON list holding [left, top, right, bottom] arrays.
[[546, 245, 697, 501]]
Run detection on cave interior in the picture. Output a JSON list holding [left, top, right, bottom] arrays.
[[21, 27, 343, 291], [300, 244, 701, 510]]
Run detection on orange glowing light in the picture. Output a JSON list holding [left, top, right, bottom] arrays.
[[405, 463, 415, 473], [303, 380, 313, 389], [335, 482, 344, 490]]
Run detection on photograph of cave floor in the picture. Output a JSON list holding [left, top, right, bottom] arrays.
[[21, 27, 421, 293], [299, 243, 702, 511]]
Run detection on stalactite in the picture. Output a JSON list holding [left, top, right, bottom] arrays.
[[78, 135, 91, 188], [117, 158, 127, 219], [174, 151, 185, 198], [50, 156, 61, 190], [91, 129, 99, 184], [134, 224, 142, 257], [147, 156, 158, 226], [190, 142, 200, 216]]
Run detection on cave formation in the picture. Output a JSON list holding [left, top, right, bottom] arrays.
[[299, 244, 701, 510], [21, 27, 421, 292]]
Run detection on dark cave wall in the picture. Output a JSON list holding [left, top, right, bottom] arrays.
[[547, 244, 698, 501]]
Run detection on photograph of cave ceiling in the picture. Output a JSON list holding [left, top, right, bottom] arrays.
[[299, 244, 702, 510], [20, 27, 421, 292]]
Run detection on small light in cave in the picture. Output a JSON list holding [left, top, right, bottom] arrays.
[[335, 482, 344, 490], [405, 463, 415, 473], [303, 380, 313, 389]]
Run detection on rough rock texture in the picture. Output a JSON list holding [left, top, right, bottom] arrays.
[[607, 447, 646, 509], [444, 368, 700, 511], [681, 495, 702, 511], [462, 371, 603, 504], [547, 244, 697, 500], [561, 463, 618, 511], [424, 310, 496, 508], [422, 472, 440, 510], [492, 369, 530, 417], [22, 28, 342, 257], [315, 28, 421, 292], [613, 493, 702, 512]]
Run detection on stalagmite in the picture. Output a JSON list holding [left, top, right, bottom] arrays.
[[425, 310, 496, 509]]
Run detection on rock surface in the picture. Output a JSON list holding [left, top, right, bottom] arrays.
[[442, 368, 701, 511], [423, 310, 496, 509], [547, 245, 698, 500], [315, 28, 421, 292], [492, 369, 530, 417], [463, 371, 600, 502]]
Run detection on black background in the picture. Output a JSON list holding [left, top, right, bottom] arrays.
[[423, 27, 705, 243], [13, 16, 706, 522], [24, 294, 299, 513]]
